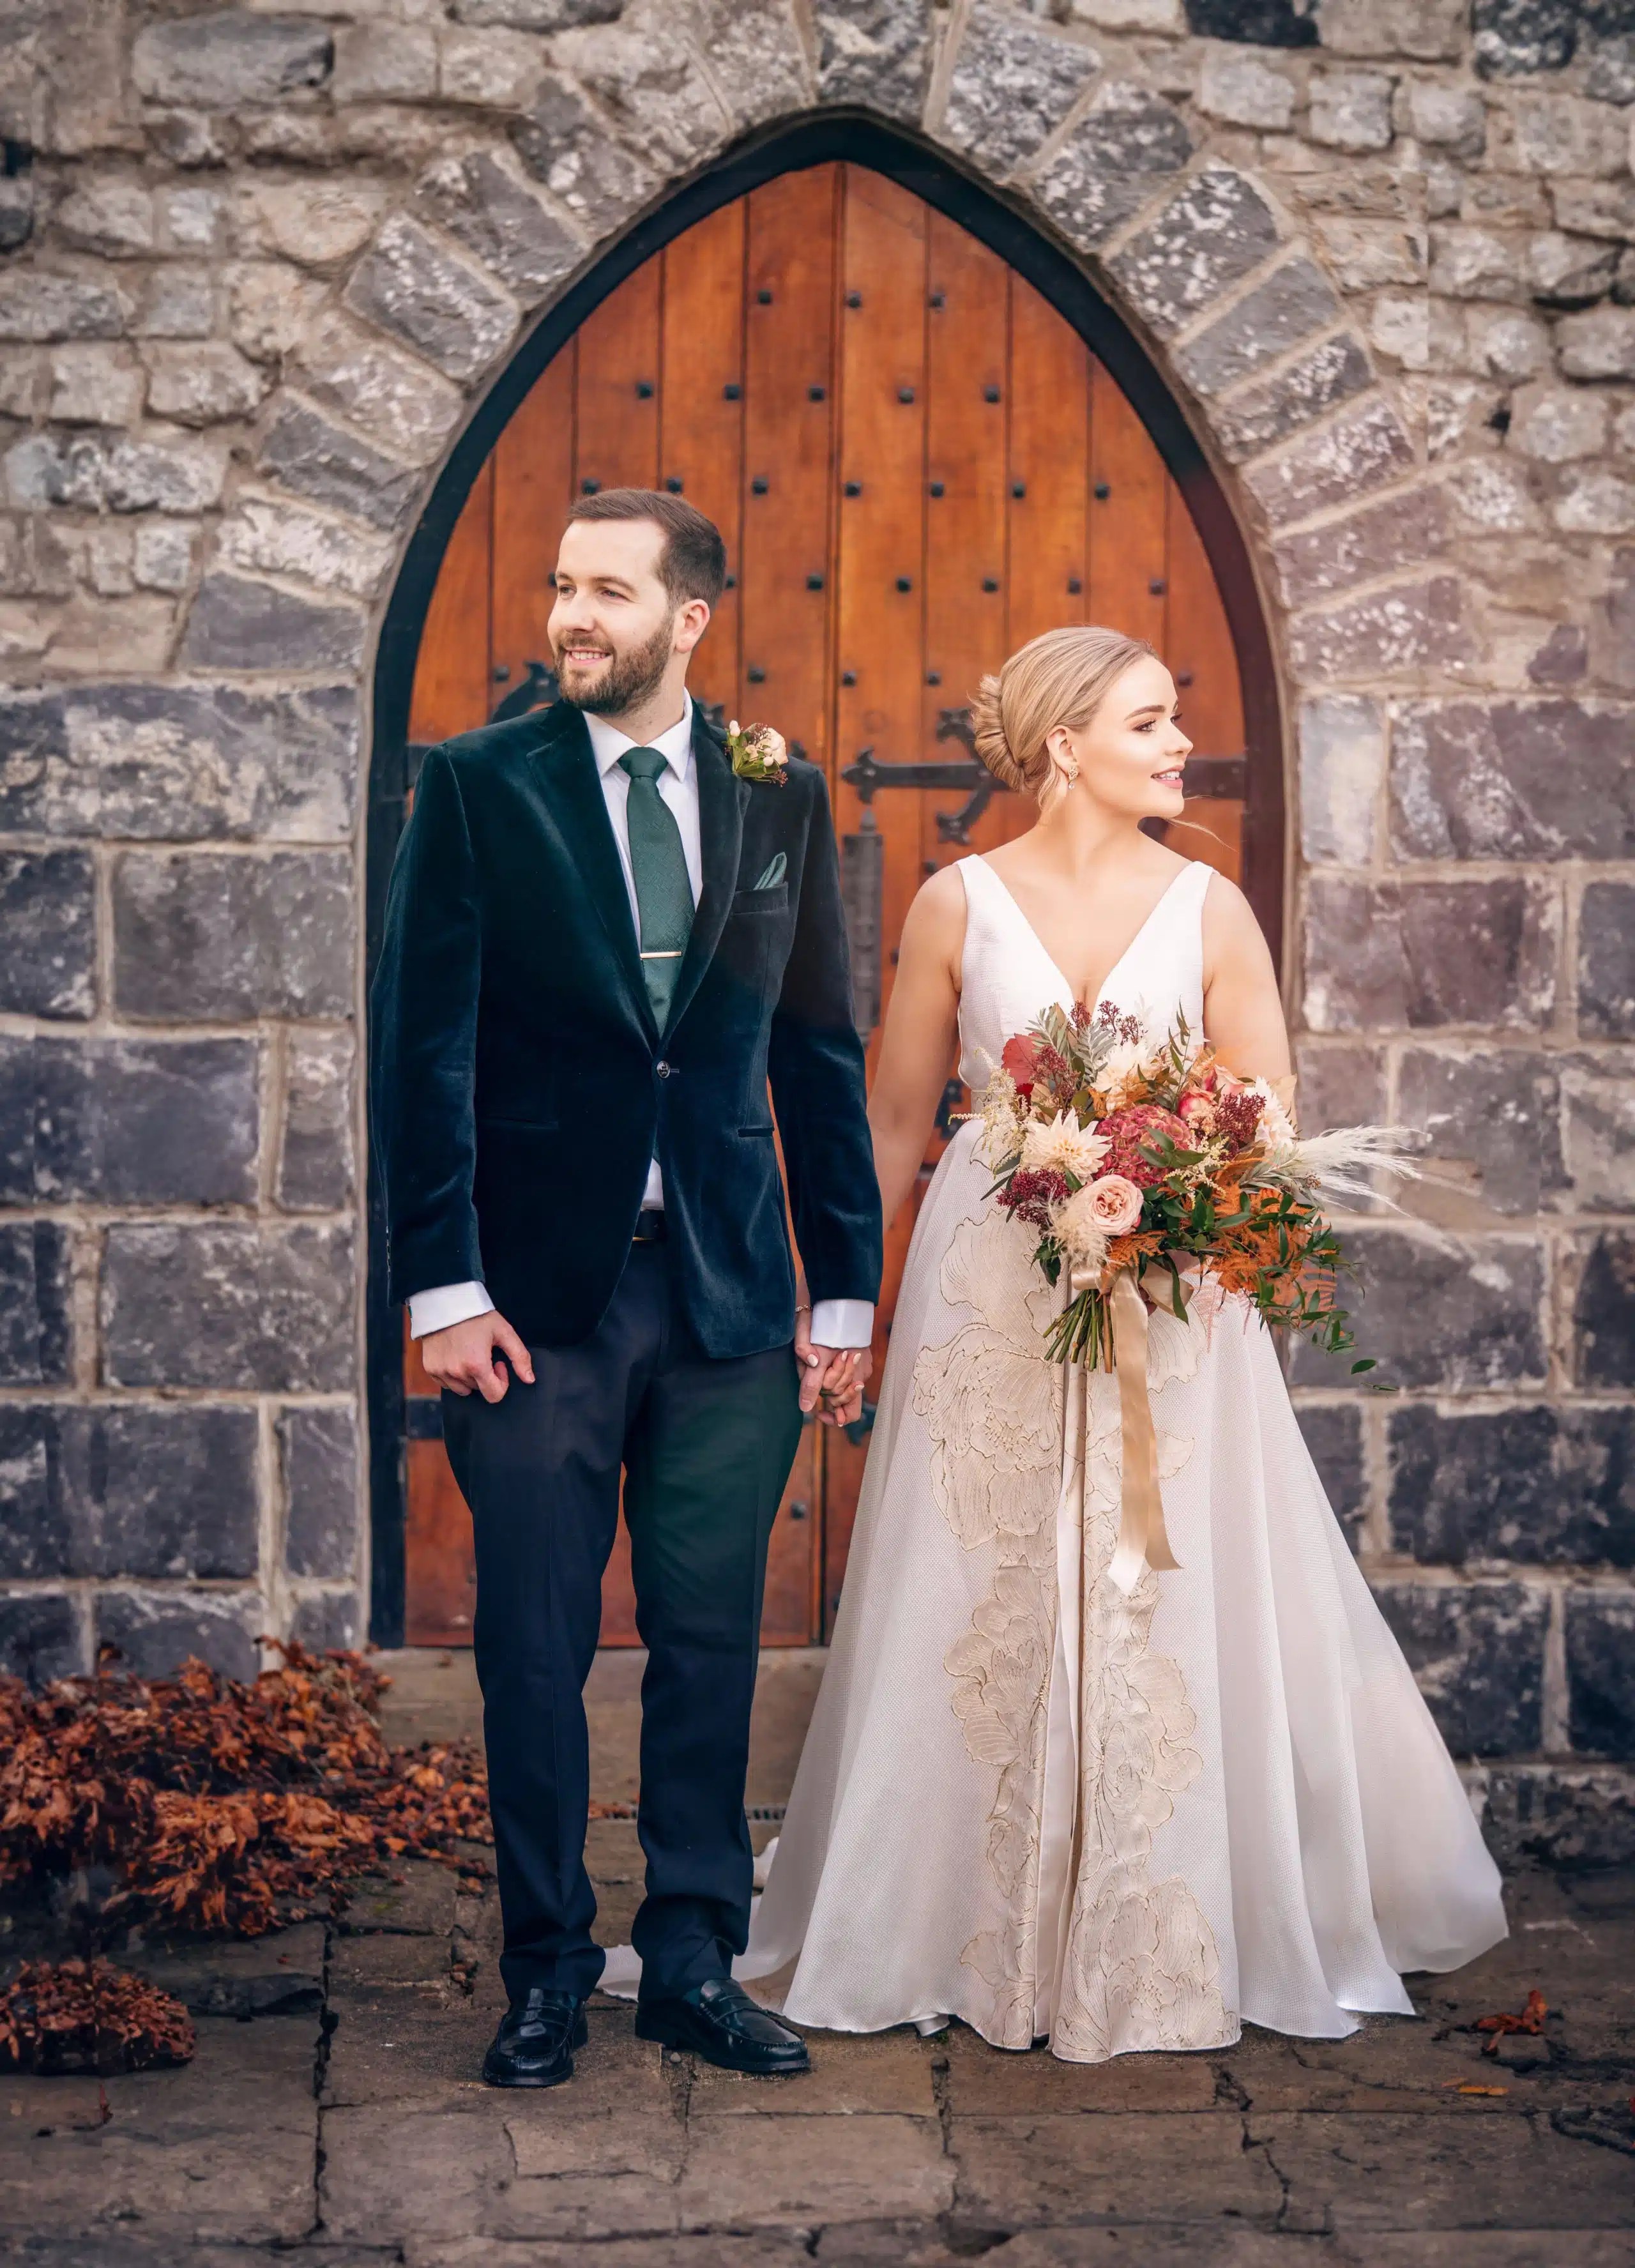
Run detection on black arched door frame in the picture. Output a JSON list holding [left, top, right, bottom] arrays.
[[365, 111, 1286, 1644]]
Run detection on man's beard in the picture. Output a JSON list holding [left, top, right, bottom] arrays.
[[554, 617, 675, 718]]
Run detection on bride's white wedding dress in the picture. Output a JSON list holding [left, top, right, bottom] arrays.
[[606, 853, 1507, 2057]]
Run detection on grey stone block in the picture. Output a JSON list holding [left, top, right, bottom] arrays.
[[0, 273, 128, 342], [1317, 0, 1465, 59], [680, 0, 812, 132], [1291, 1226, 1546, 1393], [1391, 701, 1635, 862], [344, 214, 517, 385], [1275, 485, 1449, 608], [511, 74, 663, 239], [1556, 306, 1635, 379], [1107, 165, 1281, 336], [0, 681, 358, 842], [0, 1221, 72, 1387], [1562, 1059, 1635, 1213], [1389, 1403, 1635, 1569], [279, 1404, 359, 1579], [0, 1036, 259, 1205], [1586, 29, 1635, 102], [1482, 1764, 1635, 1869], [1291, 575, 1472, 683], [942, 4, 1101, 180], [0, 1592, 82, 1685], [132, 11, 333, 107], [1291, 1039, 1388, 1131], [1295, 1402, 1366, 1553], [6, 430, 226, 514], [0, 1402, 260, 1579], [255, 398, 423, 534], [278, 1027, 354, 1211], [112, 849, 354, 1022], [1578, 881, 1635, 1037], [1307, 68, 1395, 153], [1371, 1579, 1547, 1755], [1242, 395, 1415, 526], [1566, 1591, 1635, 1759], [102, 1222, 356, 1391], [1302, 876, 1559, 1034], [814, 0, 934, 121], [0, 849, 94, 1019], [1031, 83, 1194, 251], [1473, 0, 1579, 78], [1213, 334, 1374, 463], [96, 1587, 262, 1682], [289, 1588, 365, 1652], [1572, 1230, 1635, 1390], [179, 572, 367, 673], [1298, 694, 1384, 864], [1183, 0, 1316, 45], [1173, 259, 1341, 399], [413, 151, 582, 305], [1397, 1047, 1567, 1217]]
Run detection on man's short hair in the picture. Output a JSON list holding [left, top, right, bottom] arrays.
[[564, 487, 727, 609]]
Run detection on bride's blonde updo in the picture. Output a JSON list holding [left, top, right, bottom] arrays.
[[970, 625, 1157, 808]]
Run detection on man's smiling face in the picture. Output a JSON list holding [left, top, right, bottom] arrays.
[[548, 515, 697, 717]]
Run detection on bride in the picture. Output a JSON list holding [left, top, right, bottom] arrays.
[[734, 626, 1506, 2060]]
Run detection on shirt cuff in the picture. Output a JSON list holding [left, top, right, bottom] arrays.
[[809, 1297, 874, 1350], [407, 1281, 495, 1340]]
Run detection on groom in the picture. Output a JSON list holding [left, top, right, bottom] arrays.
[[370, 489, 881, 2087]]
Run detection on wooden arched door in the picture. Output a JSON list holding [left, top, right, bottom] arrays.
[[393, 162, 1258, 1650]]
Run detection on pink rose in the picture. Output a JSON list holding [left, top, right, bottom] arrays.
[[1083, 1173, 1144, 1235]]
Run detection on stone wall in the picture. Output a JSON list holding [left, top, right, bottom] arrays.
[[0, 0, 1630, 1859]]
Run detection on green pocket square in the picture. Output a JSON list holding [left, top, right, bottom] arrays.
[[752, 852, 787, 890]]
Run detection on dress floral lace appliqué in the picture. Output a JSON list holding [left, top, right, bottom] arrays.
[[913, 1201, 1229, 2060]]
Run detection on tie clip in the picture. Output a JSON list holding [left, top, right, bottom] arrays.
[[641, 949, 685, 959]]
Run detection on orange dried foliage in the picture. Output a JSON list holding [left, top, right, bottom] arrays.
[[0, 1958, 195, 2075], [1475, 1988, 1548, 2054], [0, 1641, 490, 1940]]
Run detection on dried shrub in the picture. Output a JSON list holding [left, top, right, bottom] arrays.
[[0, 1641, 490, 1939], [0, 1957, 195, 2075]]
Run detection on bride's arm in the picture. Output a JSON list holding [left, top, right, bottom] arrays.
[[1200, 872, 1293, 1087], [867, 868, 965, 1233]]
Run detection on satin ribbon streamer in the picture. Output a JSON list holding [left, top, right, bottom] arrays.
[[1067, 1262, 1185, 1595]]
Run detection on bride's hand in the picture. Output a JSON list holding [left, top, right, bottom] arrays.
[[795, 1308, 872, 1427]]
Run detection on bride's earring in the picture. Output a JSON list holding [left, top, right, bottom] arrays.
[[1060, 754, 1081, 789]]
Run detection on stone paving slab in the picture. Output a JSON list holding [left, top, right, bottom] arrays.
[[951, 2108, 1285, 2227]]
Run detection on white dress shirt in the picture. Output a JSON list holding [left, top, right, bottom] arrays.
[[408, 694, 874, 1353]]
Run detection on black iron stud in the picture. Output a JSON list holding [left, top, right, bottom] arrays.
[[1149, 576, 1166, 596], [636, 379, 654, 399], [809, 383, 826, 401], [929, 291, 945, 308], [984, 384, 1000, 402], [1011, 481, 1026, 498], [898, 385, 915, 403], [927, 670, 941, 685], [757, 288, 773, 305], [982, 577, 999, 593], [1094, 481, 1111, 499], [896, 575, 912, 592], [723, 381, 741, 400], [581, 476, 600, 493], [1067, 575, 1083, 594], [665, 475, 683, 493], [929, 480, 945, 498], [846, 291, 863, 308], [842, 669, 856, 685], [492, 664, 510, 681], [748, 665, 766, 683], [725, 574, 736, 590], [807, 573, 824, 591], [844, 480, 862, 496], [752, 476, 769, 494], [1176, 669, 1194, 687]]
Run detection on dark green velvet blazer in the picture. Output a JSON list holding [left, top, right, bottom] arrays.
[[369, 697, 882, 1357]]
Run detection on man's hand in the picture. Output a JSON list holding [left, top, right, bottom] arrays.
[[795, 1310, 874, 1429], [420, 1311, 535, 1403]]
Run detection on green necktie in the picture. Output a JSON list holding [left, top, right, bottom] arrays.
[[619, 746, 694, 1024]]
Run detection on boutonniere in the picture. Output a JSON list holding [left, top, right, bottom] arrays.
[[726, 719, 789, 786]]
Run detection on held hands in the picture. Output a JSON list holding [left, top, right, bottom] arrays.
[[795, 1306, 872, 1429], [420, 1311, 535, 1403]]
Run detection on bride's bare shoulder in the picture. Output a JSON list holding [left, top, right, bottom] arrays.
[[1199, 867, 1275, 978], [899, 862, 968, 971]]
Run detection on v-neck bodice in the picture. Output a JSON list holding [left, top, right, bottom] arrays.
[[954, 854, 1212, 1090]]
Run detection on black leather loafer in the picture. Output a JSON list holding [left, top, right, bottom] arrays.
[[482, 1987, 589, 2088], [635, 1976, 810, 2075]]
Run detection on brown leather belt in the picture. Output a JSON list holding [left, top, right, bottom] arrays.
[[631, 1209, 668, 1244]]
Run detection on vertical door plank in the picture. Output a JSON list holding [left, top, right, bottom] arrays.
[[574, 264, 661, 496], [404, 1439, 478, 1646], [824, 165, 928, 1631], [741, 165, 840, 773], [407, 459, 493, 745], [1007, 277, 1088, 661], [1087, 359, 1167, 650], [659, 202, 747, 724], [924, 212, 1007, 870], [492, 347, 575, 693], [1165, 480, 1245, 885]]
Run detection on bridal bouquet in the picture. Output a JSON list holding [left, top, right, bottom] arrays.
[[976, 999, 1407, 1374]]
